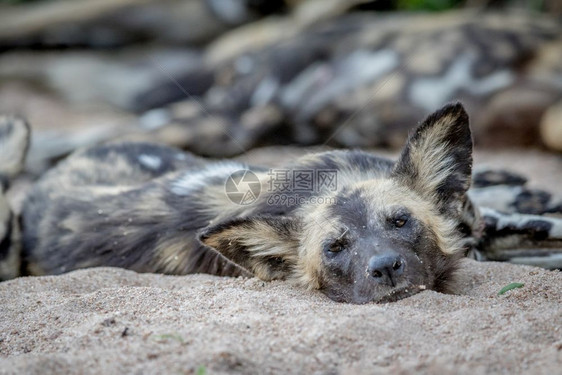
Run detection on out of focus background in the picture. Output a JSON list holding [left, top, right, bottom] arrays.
[[1, 0, 561, 174]]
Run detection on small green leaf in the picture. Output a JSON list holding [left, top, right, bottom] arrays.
[[498, 282, 524, 295], [196, 365, 207, 375]]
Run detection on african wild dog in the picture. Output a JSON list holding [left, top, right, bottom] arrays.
[[6, 103, 474, 303], [1, 103, 560, 303]]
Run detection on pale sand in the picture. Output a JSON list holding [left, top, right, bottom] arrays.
[[0, 260, 561, 374]]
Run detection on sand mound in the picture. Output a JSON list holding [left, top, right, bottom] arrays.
[[0, 259, 561, 374]]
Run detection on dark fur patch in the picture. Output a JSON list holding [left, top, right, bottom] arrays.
[[512, 189, 552, 215], [298, 150, 394, 175], [0, 212, 12, 261], [473, 170, 527, 188], [483, 216, 553, 242], [0, 176, 9, 192], [328, 189, 370, 230]]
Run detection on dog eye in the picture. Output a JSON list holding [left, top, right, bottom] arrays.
[[393, 215, 409, 228], [326, 239, 346, 254]]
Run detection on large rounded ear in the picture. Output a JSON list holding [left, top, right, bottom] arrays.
[[198, 216, 301, 281], [392, 103, 473, 215]]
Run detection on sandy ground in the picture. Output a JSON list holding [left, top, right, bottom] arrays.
[[1, 148, 562, 375], [0, 260, 561, 375]]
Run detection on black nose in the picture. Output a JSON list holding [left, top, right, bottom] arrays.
[[368, 253, 406, 287]]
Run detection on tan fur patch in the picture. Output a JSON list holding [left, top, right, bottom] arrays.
[[155, 239, 193, 274], [404, 115, 468, 206], [202, 220, 300, 281], [295, 202, 342, 289]]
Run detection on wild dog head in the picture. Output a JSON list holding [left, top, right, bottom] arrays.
[[199, 103, 472, 303]]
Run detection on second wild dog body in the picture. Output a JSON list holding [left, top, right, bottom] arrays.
[[20, 103, 477, 303]]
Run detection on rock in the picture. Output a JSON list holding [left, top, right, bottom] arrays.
[[0, 48, 203, 110], [540, 100, 562, 152], [0, 0, 228, 50], [473, 86, 560, 148], [206, 0, 371, 64]]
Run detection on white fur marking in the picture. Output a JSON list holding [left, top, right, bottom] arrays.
[[138, 154, 162, 170], [171, 162, 246, 196], [139, 108, 171, 130], [251, 76, 280, 106], [235, 55, 255, 75]]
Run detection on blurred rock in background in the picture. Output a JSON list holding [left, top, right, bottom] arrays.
[[139, 11, 562, 156], [0, 0, 292, 50], [0, 0, 561, 173]]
